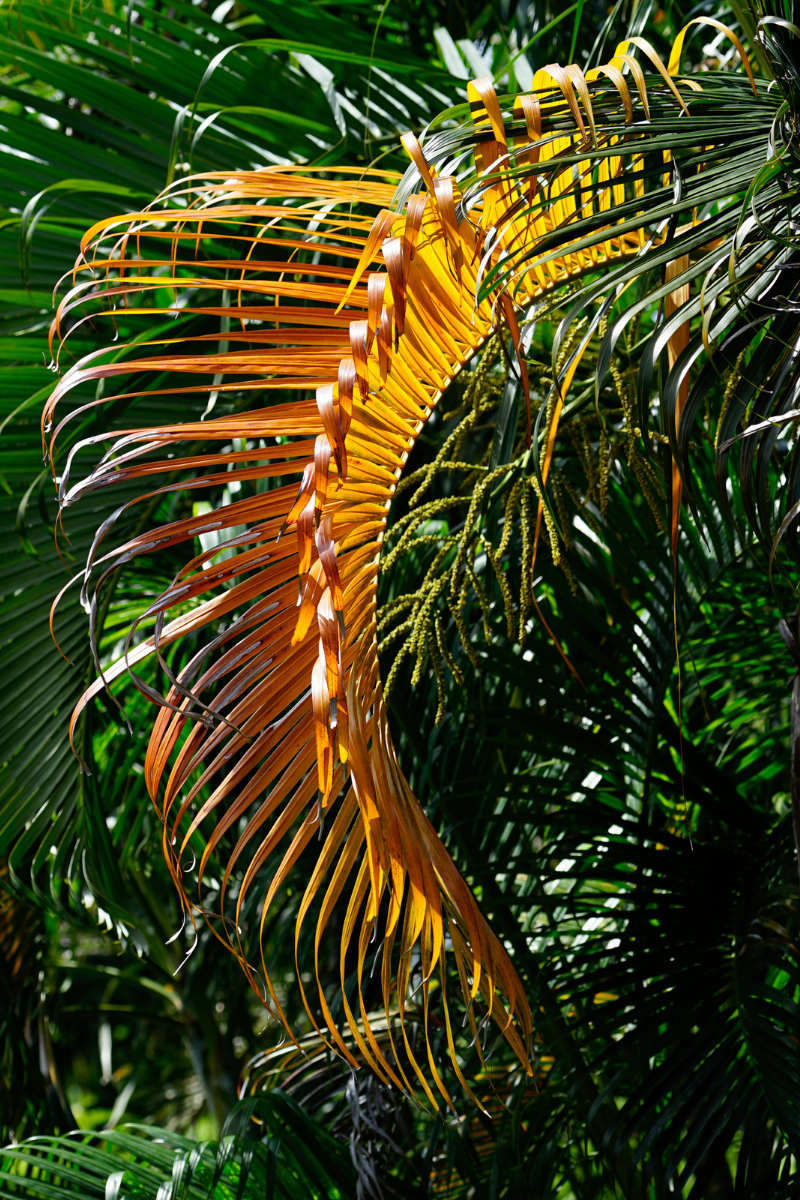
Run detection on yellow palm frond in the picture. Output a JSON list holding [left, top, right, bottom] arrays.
[[46, 36, 739, 1101]]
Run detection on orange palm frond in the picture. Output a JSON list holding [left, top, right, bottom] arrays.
[[45, 56, 704, 1104]]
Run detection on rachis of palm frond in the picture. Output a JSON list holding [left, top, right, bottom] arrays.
[[44, 12, 798, 1104]]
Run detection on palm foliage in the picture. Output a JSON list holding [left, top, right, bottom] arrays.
[[3, 0, 800, 1194], [0, 1093, 356, 1198], [0, 0, 468, 934], [417, 466, 800, 1195], [40, 0, 800, 1089]]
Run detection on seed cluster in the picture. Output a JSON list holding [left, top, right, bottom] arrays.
[[376, 321, 686, 721]]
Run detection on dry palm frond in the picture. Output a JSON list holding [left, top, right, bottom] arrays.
[[45, 35, 736, 1102]]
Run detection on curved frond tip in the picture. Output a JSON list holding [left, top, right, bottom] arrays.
[[46, 58, 702, 1102]]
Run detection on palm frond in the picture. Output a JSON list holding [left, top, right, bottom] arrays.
[[0, 1093, 355, 1199], [45, 157, 537, 1104], [391, 444, 799, 1192], [43, 11, 800, 1105], [448, 18, 800, 564]]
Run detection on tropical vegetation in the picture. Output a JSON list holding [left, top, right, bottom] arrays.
[[1, 0, 800, 1195]]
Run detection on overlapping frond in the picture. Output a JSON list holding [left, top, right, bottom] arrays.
[[44, 30, 776, 1101]]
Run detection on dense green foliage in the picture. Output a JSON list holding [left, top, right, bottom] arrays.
[[2, 0, 800, 1195]]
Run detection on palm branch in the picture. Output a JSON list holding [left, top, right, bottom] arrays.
[[0, 1093, 355, 1199], [0, 0, 676, 1150], [40, 3, 800, 1107], [46, 159, 542, 1107]]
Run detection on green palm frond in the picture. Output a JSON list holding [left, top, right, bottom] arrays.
[[0, 1093, 356, 1199], [435, 9, 800, 565], [384, 438, 799, 1192]]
